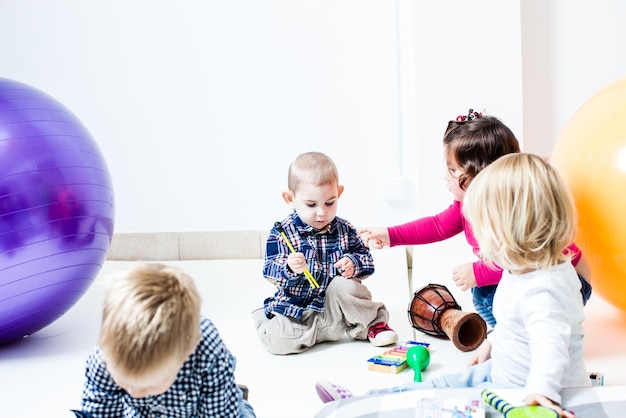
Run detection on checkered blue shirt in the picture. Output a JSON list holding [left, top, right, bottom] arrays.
[[78, 318, 242, 417], [263, 212, 375, 319]]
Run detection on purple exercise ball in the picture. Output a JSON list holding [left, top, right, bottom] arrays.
[[0, 77, 115, 345]]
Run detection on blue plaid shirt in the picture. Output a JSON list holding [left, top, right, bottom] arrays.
[[263, 212, 375, 319], [78, 318, 245, 417]]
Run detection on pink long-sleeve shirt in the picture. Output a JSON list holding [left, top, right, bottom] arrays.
[[387, 200, 581, 287]]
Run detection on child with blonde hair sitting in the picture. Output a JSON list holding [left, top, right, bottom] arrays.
[[73, 263, 255, 417]]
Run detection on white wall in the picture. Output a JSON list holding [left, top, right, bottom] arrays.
[[408, 1, 522, 220], [1, 1, 403, 232], [8, 1, 622, 234], [521, 0, 626, 158]]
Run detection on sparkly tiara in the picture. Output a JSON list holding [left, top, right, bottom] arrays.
[[455, 109, 482, 122]]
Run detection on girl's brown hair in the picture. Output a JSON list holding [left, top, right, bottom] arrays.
[[443, 115, 520, 190]]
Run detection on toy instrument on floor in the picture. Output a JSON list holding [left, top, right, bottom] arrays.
[[408, 283, 486, 352], [366, 341, 430, 374], [406, 345, 430, 382], [482, 390, 559, 417]]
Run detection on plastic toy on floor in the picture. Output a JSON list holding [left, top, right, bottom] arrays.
[[406, 345, 430, 382], [482, 390, 559, 417], [366, 341, 429, 374]]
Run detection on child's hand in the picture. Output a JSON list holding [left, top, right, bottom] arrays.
[[359, 227, 390, 249], [523, 394, 575, 418], [451, 263, 477, 291], [334, 257, 355, 278], [287, 252, 307, 274], [467, 339, 491, 367]]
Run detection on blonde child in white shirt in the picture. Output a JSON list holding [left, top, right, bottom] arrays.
[[316, 153, 589, 418]]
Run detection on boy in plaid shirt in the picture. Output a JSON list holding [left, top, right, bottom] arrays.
[[73, 264, 255, 417], [254, 152, 397, 355]]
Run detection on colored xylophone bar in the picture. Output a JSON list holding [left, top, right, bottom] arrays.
[[366, 341, 430, 374]]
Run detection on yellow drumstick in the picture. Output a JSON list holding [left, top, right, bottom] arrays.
[[275, 222, 320, 289]]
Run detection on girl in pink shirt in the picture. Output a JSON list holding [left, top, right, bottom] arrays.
[[360, 110, 592, 327]]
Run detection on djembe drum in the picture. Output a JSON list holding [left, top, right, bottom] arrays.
[[408, 283, 486, 352]]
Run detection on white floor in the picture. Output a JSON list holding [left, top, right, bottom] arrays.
[[1, 245, 626, 418]]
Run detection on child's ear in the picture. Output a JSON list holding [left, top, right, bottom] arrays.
[[282, 191, 295, 209], [337, 185, 344, 197]]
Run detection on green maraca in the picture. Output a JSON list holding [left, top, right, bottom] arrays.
[[405, 345, 430, 382]]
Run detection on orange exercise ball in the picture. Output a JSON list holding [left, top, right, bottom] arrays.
[[552, 76, 626, 312]]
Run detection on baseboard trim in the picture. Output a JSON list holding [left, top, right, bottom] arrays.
[[107, 231, 269, 260]]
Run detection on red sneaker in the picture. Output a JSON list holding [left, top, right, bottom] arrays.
[[367, 322, 398, 347]]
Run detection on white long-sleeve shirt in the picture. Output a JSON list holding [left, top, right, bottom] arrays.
[[489, 261, 590, 403]]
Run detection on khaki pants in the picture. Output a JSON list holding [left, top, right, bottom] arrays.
[[254, 276, 389, 355]]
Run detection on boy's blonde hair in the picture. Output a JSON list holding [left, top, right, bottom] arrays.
[[98, 263, 201, 377], [463, 153, 576, 272], [287, 152, 339, 193]]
